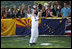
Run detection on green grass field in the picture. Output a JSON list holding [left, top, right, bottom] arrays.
[[1, 36, 71, 48]]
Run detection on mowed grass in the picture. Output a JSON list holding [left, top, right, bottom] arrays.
[[1, 36, 71, 48]]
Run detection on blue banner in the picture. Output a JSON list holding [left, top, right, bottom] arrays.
[[16, 18, 66, 35], [39, 19, 66, 35]]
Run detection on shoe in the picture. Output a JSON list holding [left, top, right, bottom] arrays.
[[29, 43, 33, 46], [29, 43, 36, 46], [32, 43, 36, 45]]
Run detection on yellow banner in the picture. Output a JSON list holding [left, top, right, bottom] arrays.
[[15, 18, 28, 27], [15, 17, 41, 27], [1, 19, 16, 36]]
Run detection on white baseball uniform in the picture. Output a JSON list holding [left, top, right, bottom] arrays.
[[29, 14, 39, 43]]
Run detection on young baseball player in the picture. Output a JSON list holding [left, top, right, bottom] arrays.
[[29, 6, 39, 46]]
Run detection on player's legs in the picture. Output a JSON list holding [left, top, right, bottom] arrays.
[[29, 28, 35, 43], [29, 28, 38, 46], [32, 28, 38, 43]]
